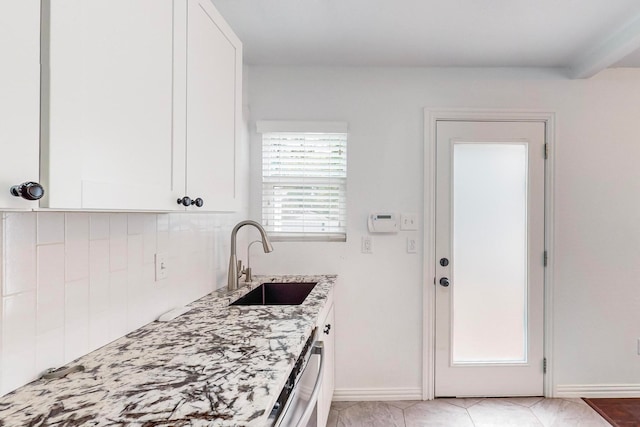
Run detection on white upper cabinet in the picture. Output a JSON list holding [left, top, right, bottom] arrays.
[[42, 0, 180, 210], [41, 0, 241, 211], [184, 0, 241, 212], [0, 0, 41, 209]]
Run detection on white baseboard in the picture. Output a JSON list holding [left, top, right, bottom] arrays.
[[333, 387, 423, 401], [556, 384, 640, 398]]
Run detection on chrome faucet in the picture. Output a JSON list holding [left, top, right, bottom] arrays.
[[227, 220, 273, 291]]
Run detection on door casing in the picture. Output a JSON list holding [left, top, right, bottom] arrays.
[[422, 109, 556, 400]]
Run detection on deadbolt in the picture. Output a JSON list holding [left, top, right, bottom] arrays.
[[440, 258, 449, 267]]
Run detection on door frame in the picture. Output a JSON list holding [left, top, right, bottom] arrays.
[[422, 109, 556, 400]]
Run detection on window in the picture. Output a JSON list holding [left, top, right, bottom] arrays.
[[257, 121, 347, 242]]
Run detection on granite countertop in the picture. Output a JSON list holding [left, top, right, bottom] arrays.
[[0, 275, 336, 427]]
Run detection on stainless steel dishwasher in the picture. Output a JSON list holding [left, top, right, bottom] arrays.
[[267, 329, 325, 427]]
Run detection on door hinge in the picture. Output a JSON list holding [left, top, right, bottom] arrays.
[[543, 357, 547, 374], [544, 143, 549, 159], [543, 250, 548, 267]]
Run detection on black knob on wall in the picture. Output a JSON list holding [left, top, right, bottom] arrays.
[[177, 196, 192, 206], [10, 182, 44, 201]]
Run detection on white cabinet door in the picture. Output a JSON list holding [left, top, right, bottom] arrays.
[[0, 0, 41, 209], [42, 0, 184, 210], [184, 0, 241, 211], [316, 303, 335, 427]]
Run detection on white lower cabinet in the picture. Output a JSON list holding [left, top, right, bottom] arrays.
[[41, 0, 241, 211], [316, 297, 335, 427], [0, 0, 41, 209]]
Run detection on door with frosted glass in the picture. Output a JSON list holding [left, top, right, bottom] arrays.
[[435, 121, 545, 397]]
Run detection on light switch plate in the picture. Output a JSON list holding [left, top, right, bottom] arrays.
[[400, 213, 418, 231], [407, 236, 417, 253], [361, 236, 373, 254]]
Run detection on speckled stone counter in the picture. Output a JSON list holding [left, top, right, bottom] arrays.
[[0, 275, 336, 427]]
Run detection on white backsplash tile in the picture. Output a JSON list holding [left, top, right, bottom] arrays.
[[36, 283, 65, 335], [109, 236, 127, 272], [64, 324, 89, 364], [89, 239, 110, 314], [109, 213, 127, 238], [157, 213, 169, 232], [142, 214, 157, 265], [108, 269, 128, 341], [36, 244, 65, 334], [36, 212, 64, 245], [2, 291, 36, 394], [37, 243, 65, 287], [0, 211, 245, 396], [127, 213, 145, 236], [127, 234, 144, 273], [65, 278, 89, 327], [3, 291, 36, 354], [89, 213, 110, 241], [65, 213, 90, 282], [4, 213, 36, 296], [88, 310, 110, 353], [66, 213, 89, 241], [35, 327, 64, 374], [1, 347, 35, 396]]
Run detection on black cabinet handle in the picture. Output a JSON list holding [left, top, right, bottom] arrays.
[[10, 182, 44, 201], [323, 324, 331, 335], [193, 197, 204, 207], [177, 196, 192, 206]]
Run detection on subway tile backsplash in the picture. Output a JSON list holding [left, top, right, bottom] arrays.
[[0, 211, 243, 396]]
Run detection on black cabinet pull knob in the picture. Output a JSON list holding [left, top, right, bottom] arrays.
[[439, 277, 450, 287], [177, 197, 192, 206], [193, 197, 204, 207], [323, 324, 331, 334], [440, 258, 449, 267], [10, 182, 44, 201]]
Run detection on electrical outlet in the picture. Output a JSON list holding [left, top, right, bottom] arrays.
[[361, 236, 373, 254], [407, 236, 417, 253], [400, 213, 418, 231], [155, 252, 168, 281]]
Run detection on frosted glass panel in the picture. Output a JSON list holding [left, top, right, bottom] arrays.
[[452, 143, 527, 363]]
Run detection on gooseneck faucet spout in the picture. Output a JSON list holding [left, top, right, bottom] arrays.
[[228, 220, 273, 291]]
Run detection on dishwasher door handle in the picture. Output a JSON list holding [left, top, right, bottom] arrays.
[[295, 341, 325, 427]]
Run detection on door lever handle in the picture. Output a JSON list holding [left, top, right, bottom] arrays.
[[439, 277, 450, 287]]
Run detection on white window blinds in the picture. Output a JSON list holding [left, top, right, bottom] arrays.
[[260, 122, 347, 242]]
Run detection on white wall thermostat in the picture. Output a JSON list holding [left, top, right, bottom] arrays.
[[368, 213, 398, 233]]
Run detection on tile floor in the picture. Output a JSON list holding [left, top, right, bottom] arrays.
[[328, 397, 611, 427]]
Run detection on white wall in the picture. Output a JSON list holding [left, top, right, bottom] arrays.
[[248, 66, 640, 397]]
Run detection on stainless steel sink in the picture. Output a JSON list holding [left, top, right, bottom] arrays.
[[230, 282, 317, 306]]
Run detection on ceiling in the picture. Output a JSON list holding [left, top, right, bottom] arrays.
[[210, 0, 640, 78]]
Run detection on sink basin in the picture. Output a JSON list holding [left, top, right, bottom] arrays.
[[230, 282, 317, 306]]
